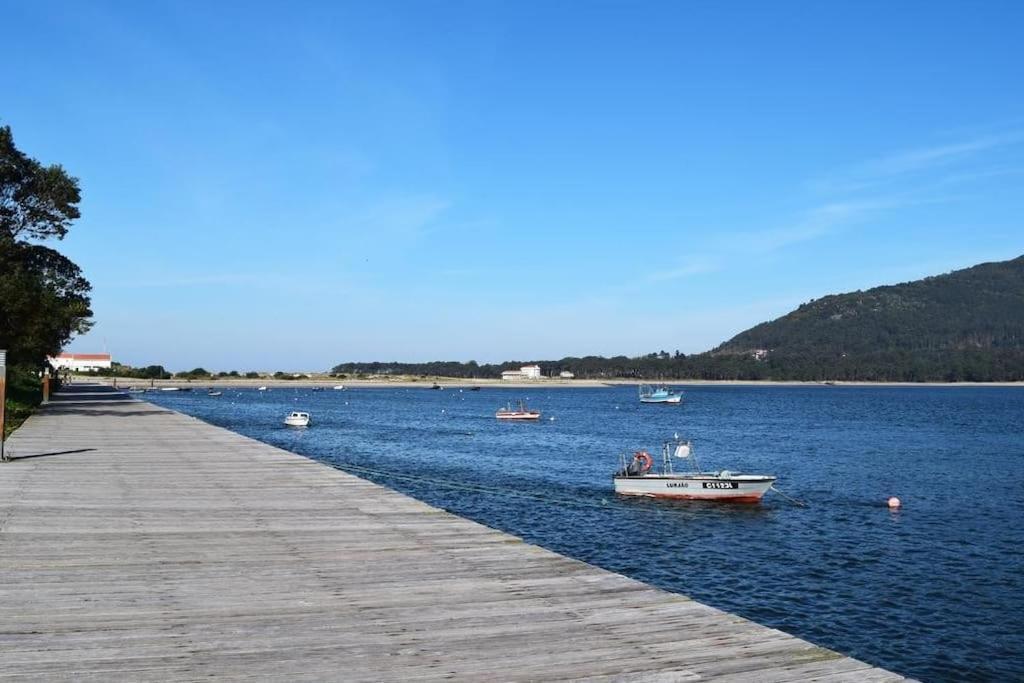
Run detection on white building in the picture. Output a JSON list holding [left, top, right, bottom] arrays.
[[520, 365, 542, 379], [48, 353, 113, 372], [559, 371, 575, 379], [501, 365, 544, 381]]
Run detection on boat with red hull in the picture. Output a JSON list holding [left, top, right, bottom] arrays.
[[495, 400, 541, 420]]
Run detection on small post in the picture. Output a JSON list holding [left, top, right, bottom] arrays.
[[1, 349, 7, 462], [42, 368, 50, 404]]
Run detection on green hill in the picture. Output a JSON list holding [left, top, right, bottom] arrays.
[[710, 255, 1024, 381], [328, 256, 1024, 382]]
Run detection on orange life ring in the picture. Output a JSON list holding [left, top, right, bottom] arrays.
[[634, 450, 653, 473]]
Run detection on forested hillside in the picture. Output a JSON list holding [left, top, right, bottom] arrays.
[[712, 255, 1024, 381], [331, 256, 1024, 382]]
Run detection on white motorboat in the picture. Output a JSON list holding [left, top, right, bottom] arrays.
[[160, 387, 180, 391], [613, 437, 775, 503], [257, 386, 268, 392], [284, 411, 311, 427], [333, 385, 345, 390], [495, 400, 541, 420]]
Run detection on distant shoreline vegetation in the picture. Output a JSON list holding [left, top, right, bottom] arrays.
[[83, 348, 1024, 384], [329, 348, 1024, 383]]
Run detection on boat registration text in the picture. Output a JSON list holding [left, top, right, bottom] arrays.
[[666, 481, 740, 489]]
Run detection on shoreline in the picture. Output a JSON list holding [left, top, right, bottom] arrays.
[[84, 376, 1024, 389]]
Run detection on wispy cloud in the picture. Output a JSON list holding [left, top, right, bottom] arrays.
[[810, 130, 1024, 194], [648, 258, 720, 282], [859, 132, 1024, 176], [338, 194, 451, 250]]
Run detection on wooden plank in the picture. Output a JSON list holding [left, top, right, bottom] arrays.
[[0, 384, 909, 681]]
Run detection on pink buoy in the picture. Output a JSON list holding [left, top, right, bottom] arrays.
[[887, 496, 901, 509]]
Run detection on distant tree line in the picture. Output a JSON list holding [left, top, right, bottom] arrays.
[[331, 348, 1024, 383]]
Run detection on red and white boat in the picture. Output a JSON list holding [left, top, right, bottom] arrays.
[[495, 400, 541, 420], [613, 438, 775, 503]]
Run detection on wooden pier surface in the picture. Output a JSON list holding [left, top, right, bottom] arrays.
[[0, 384, 906, 681]]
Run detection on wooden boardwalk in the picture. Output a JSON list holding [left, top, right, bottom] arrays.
[[0, 384, 906, 681]]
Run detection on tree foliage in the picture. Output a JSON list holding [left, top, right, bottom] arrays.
[[0, 241, 93, 367], [0, 124, 91, 369], [0, 125, 81, 241]]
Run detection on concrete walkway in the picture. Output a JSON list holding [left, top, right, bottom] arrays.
[[0, 385, 906, 681]]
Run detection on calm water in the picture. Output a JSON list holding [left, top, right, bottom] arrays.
[[146, 385, 1024, 681]]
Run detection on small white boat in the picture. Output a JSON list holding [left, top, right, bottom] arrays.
[[333, 385, 345, 390], [639, 384, 683, 404], [257, 386, 268, 392], [160, 387, 180, 392], [613, 437, 775, 503], [284, 411, 311, 427], [207, 390, 223, 397], [126, 387, 146, 394], [495, 400, 541, 420]]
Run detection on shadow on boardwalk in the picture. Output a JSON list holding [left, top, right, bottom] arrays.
[[6, 448, 97, 461]]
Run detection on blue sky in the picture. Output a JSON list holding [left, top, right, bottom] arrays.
[[4, 1, 1023, 370]]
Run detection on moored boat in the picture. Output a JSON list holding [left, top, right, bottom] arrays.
[[495, 400, 541, 420], [257, 386, 268, 392], [207, 390, 223, 396], [284, 411, 311, 427], [613, 437, 774, 503], [333, 384, 346, 390], [639, 384, 683, 404]]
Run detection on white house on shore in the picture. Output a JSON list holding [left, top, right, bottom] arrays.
[[559, 371, 575, 379], [48, 353, 113, 372], [501, 364, 543, 381]]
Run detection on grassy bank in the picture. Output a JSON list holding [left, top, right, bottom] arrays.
[[3, 367, 44, 438]]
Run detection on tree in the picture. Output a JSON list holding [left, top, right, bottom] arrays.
[[0, 125, 81, 241], [0, 125, 91, 369], [0, 241, 92, 366]]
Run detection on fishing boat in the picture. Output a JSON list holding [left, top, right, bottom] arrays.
[[613, 437, 775, 503], [495, 400, 541, 420], [638, 384, 683, 404], [284, 411, 311, 427], [333, 384, 346, 390], [207, 390, 223, 397]]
